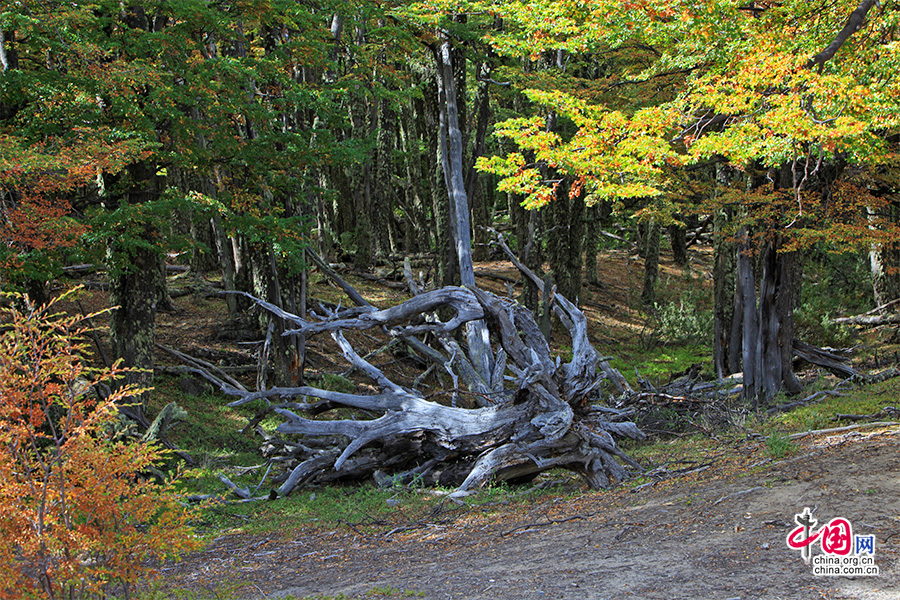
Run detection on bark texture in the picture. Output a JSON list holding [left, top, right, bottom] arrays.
[[221, 280, 643, 495]]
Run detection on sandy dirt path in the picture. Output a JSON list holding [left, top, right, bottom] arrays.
[[165, 431, 900, 600]]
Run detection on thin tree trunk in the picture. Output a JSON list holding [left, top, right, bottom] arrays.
[[713, 209, 737, 378], [434, 38, 492, 383], [468, 62, 493, 262], [737, 229, 759, 407], [373, 98, 396, 256]]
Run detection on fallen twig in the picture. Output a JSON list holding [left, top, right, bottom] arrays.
[[713, 486, 765, 506], [834, 407, 900, 422], [156, 343, 247, 392], [787, 421, 900, 440], [767, 389, 845, 415]]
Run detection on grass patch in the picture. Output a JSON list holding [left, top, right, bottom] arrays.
[[769, 377, 900, 432], [764, 432, 796, 458], [612, 343, 710, 387], [148, 374, 271, 457], [193, 483, 450, 536]]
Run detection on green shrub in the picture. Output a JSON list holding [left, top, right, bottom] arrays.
[[653, 298, 713, 345], [764, 432, 796, 459]]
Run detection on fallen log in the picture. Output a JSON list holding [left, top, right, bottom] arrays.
[[220, 283, 646, 494], [791, 340, 859, 379], [830, 313, 900, 326]]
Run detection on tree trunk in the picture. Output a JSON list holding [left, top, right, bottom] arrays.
[[468, 62, 493, 262], [737, 229, 759, 406], [509, 190, 543, 312], [249, 243, 299, 386], [542, 178, 585, 304], [713, 209, 737, 378], [433, 38, 493, 384], [668, 221, 688, 266], [373, 98, 397, 256], [738, 232, 802, 407], [641, 220, 660, 306], [107, 162, 166, 421], [869, 201, 900, 310], [584, 205, 602, 287]]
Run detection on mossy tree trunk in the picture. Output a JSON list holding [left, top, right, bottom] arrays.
[[107, 162, 167, 423], [640, 220, 660, 306]]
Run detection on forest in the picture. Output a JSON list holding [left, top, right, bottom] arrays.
[[3, 0, 900, 597]]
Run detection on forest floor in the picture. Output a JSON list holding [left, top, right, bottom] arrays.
[[62, 245, 900, 600], [163, 430, 900, 600]]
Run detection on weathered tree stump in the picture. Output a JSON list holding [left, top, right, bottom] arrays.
[[221, 283, 645, 496]]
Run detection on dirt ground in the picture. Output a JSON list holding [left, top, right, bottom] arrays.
[[162, 429, 900, 600]]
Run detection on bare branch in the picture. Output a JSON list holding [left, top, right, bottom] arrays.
[[806, 0, 878, 71]]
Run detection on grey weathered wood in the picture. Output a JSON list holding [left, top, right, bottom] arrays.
[[490, 228, 632, 395], [218, 281, 644, 494], [434, 36, 494, 387]]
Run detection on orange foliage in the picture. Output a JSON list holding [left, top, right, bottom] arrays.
[[0, 290, 198, 599]]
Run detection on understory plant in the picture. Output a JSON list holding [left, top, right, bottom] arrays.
[[0, 290, 198, 599]]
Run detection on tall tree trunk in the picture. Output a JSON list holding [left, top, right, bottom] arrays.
[[249, 243, 300, 386], [349, 95, 374, 269], [510, 191, 543, 312], [0, 30, 19, 120], [423, 81, 455, 286], [545, 179, 585, 303], [869, 201, 900, 310], [373, 98, 397, 256], [211, 214, 239, 318], [107, 162, 165, 422], [433, 38, 493, 384], [737, 229, 759, 406], [468, 62, 493, 262], [713, 209, 737, 378], [584, 205, 602, 287], [753, 239, 803, 404], [399, 101, 432, 254], [737, 232, 802, 407], [668, 221, 688, 266]]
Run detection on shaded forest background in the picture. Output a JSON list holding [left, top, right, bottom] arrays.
[[4, 0, 900, 433]]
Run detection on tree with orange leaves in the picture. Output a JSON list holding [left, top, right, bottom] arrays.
[[0, 289, 197, 599]]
